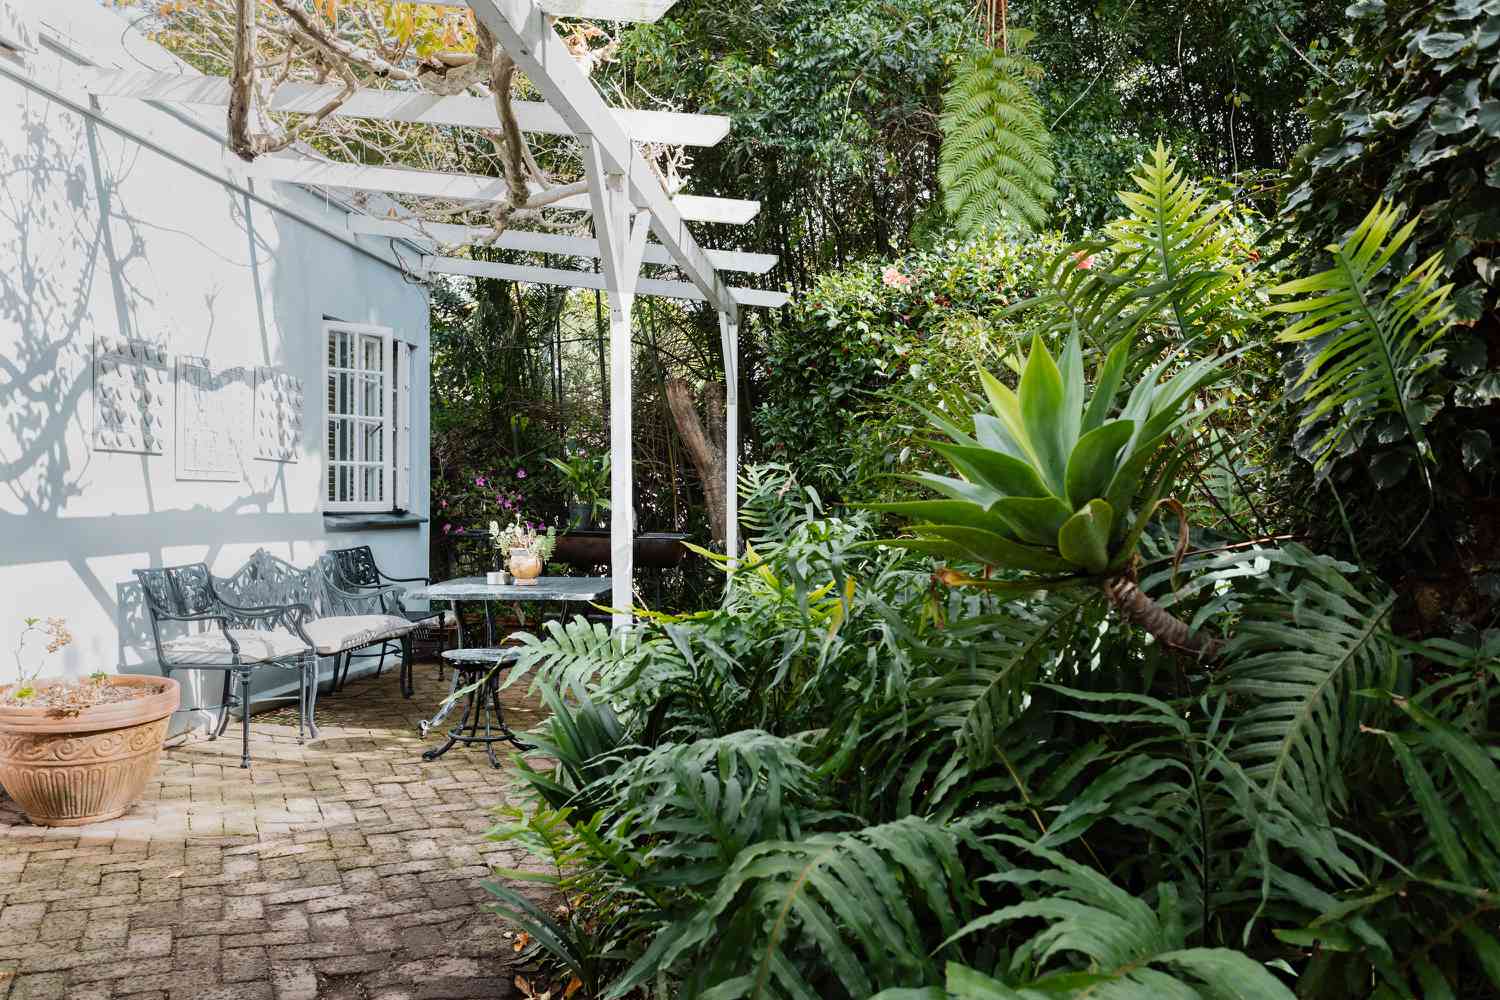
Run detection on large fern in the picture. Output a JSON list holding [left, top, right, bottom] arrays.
[[1214, 545, 1399, 822], [878, 843, 1296, 999], [939, 37, 1056, 237], [1027, 143, 1258, 356], [608, 817, 973, 999], [1270, 199, 1454, 486]]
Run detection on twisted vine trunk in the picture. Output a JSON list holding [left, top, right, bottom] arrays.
[[1103, 577, 1222, 661], [666, 378, 727, 547]]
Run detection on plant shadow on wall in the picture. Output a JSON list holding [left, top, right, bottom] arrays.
[[0, 91, 310, 664], [466, 150, 1500, 999]]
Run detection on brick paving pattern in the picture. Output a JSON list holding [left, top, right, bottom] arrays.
[[0, 660, 550, 1000]]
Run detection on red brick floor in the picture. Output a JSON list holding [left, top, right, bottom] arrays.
[[0, 660, 551, 1000]]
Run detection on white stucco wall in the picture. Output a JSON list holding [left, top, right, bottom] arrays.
[[0, 1, 433, 732]]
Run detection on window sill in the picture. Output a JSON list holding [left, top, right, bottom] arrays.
[[323, 512, 429, 533]]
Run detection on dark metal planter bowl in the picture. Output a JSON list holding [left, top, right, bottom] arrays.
[[553, 531, 689, 569]]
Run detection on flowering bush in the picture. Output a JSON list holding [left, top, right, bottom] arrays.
[[436, 466, 536, 538]]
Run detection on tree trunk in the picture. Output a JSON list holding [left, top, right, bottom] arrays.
[[227, 0, 257, 160], [666, 378, 727, 547]]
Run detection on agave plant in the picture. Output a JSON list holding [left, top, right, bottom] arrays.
[[870, 333, 1233, 654]]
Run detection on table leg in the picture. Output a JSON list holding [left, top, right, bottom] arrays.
[[417, 666, 462, 738]]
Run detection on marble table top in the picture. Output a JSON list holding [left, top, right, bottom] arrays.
[[406, 576, 612, 603]]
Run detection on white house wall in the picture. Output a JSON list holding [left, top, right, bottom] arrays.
[[0, 1, 432, 733]]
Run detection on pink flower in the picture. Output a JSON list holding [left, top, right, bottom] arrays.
[[1074, 253, 1095, 271], [440, 499, 447, 508], [516, 468, 528, 479], [442, 523, 452, 534], [475, 476, 486, 487], [882, 266, 912, 289]]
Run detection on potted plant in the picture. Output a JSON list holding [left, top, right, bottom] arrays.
[[0, 617, 180, 826], [547, 452, 610, 530], [489, 520, 557, 586]]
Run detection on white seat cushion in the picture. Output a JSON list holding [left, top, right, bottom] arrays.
[[162, 629, 309, 664], [303, 615, 415, 655]]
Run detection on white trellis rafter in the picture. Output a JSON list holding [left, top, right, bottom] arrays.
[[75, 0, 778, 628]]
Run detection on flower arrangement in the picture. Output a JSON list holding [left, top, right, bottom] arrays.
[[489, 519, 557, 562]]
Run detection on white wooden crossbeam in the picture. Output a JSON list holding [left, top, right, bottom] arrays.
[[419, 256, 788, 308], [427, 0, 679, 23], [235, 154, 761, 225], [346, 216, 778, 274], [76, 68, 729, 148], [469, 0, 734, 312], [423, 0, 681, 22]]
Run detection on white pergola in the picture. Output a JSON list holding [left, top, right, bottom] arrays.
[[77, 0, 787, 626]]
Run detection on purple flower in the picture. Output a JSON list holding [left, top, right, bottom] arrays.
[[516, 468, 528, 479], [442, 523, 452, 534], [475, 476, 486, 487]]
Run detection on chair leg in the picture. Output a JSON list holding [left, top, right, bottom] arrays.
[[238, 670, 253, 769], [400, 634, 414, 699], [213, 671, 234, 740], [304, 656, 321, 742], [375, 641, 390, 678]]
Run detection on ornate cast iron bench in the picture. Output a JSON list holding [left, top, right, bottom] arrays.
[[135, 562, 318, 769], [328, 545, 449, 697], [138, 549, 421, 766]]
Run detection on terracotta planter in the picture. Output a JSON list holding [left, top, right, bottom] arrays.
[[0, 675, 180, 827], [509, 548, 543, 585]]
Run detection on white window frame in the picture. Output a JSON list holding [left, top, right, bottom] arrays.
[[323, 320, 397, 513]]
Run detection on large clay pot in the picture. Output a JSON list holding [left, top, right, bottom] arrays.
[[0, 675, 180, 827], [509, 548, 543, 585]]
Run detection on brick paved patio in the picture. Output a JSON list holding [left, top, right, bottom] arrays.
[[0, 660, 550, 1000]]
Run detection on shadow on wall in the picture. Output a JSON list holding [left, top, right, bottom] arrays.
[[0, 85, 322, 670]]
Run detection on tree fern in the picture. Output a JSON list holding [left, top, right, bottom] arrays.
[[939, 37, 1056, 237], [1270, 198, 1454, 487]]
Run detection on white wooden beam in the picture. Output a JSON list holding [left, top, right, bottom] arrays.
[[431, 0, 678, 23], [719, 308, 740, 567], [418, 256, 789, 308], [77, 68, 730, 147], [347, 216, 778, 274], [584, 137, 638, 629], [469, 0, 735, 312], [236, 154, 759, 224]]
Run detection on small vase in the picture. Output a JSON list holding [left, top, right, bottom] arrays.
[[509, 548, 542, 585], [485, 570, 508, 586]]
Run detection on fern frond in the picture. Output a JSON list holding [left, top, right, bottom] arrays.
[[609, 817, 972, 999], [1215, 544, 1399, 820], [944, 843, 1297, 998], [1270, 198, 1453, 483], [939, 47, 1056, 237]]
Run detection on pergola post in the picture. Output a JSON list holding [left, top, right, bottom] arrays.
[[584, 138, 650, 628], [718, 308, 739, 568]]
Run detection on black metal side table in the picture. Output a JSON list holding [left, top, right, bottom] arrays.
[[421, 648, 532, 768]]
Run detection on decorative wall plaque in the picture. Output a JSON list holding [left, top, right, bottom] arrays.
[[253, 367, 304, 463], [175, 357, 249, 482], [92, 337, 170, 455]]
